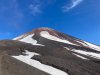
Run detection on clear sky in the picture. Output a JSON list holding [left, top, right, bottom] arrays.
[[0, 0, 100, 45]]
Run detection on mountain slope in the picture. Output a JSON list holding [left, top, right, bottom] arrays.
[[0, 27, 100, 75], [14, 27, 100, 51]]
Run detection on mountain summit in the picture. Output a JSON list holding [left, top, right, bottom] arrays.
[[0, 27, 100, 75], [14, 27, 100, 50]]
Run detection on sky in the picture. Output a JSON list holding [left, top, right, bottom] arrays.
[[0, 0, 100, 45]]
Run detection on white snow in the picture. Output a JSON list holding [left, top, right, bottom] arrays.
[[13, 35, 25, 40], [76, 40, 100, 51], [73, 53, 88, 60], [40, 31, 75, 45], [72, 49, 100, 59], [12, 50, 68, 75], [76, 40, 87, 46], [84, 41, 100, 51], [64, 47, 70, 50], [20, 34, 36, 45], [15, 34, 44, 46]]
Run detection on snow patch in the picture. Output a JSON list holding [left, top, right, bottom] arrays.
[[73, 53, 88, 60], [16, 34, 44, 46], [13, 35, 25, 40], [40, 31, 75, 45], [12, 50, 68, 75], [73, 49, 100, 59], [76, 40, 87, 46], [64, 47, 70, 50], [84, 41, 100, 51]]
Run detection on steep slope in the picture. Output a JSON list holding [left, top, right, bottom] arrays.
[[0, 27, 100, 75], [14, 27, 100, 51]]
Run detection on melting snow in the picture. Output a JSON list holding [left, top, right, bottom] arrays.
[[73, 53, 88, 60], [13, 35, 25, 40], [12, 50, 68, 75], [20, 34, 36, 44], [40, 31, 75, 45], [73, 49, 100, 59], [15, 34, 44, 46], [84, 41, 100, 51], [64, 47, 70, 50], [64, 47, 88, 60], [76, 40, 87, 46]]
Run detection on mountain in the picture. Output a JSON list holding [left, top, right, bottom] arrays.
[[13, 27, 100, 50], [0, 27, 100, 75]]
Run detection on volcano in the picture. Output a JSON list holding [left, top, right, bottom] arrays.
[[0, 27, 100, 75]]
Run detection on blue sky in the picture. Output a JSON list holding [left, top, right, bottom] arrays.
[[0, 0, 100, 45]]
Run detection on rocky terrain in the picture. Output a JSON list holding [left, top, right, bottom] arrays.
[[0, 27, 100, 75]]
